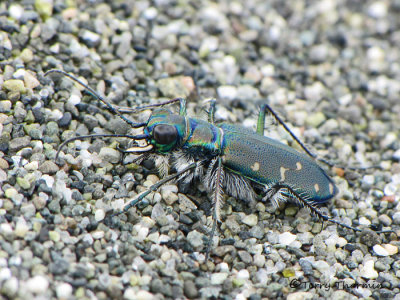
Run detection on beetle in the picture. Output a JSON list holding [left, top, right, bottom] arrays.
[[45, 69, 364, 259]]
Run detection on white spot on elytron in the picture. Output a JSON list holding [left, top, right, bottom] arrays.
[[251, 162, 260, 172], [296, 162, 302, 170], [329, 183, 334, 195], [314, 183, 320, 193], [280, 166, 289, 181]]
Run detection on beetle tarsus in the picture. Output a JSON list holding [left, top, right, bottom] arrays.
[[265, 182, 363, 232]]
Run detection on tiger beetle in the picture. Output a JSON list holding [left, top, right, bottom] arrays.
[[45, 69, 387, 261]]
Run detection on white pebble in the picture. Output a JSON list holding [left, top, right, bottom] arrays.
[[140, 216, 156, 228], [49, 43, 60, 54], [359, 217, 371, 226], [253, 253, 265, 267], [133, 225, 149, 242], [199, 36, 219, 56], [40, 174, 54, 188], [95, 209, 105, 222], [384, 183, 397, 196], [68, 94, 81, 105], [367, 46, 384, 61], [242, 214, 258, 226], [9, 4, 24, 20], [82, 30, 100, 43], [383, 244, 398, 256], [237, 269, 250, 280], [287, 292, 314, 300], [15, 218, 29, 237], [26, 275, 49, 294], [338, 94, 353, 106], [217, 85, 237, 100], [279, 232, 296, 246], [362, 175, 375, 186], [144, 7, 158, 20], [158, 234, 170, 244], [50, 109, 63, 120], [0, 223, 13, 237], [92, 230, 105, 240], [337, 237, 348, 248], [392, 174, 400, 185], [24, 161, 39, 171], [373, 245, 389, 256], [2, 277, 18, 296], [368, 1, 387, 18], [0, 268, 11, 281], [304, 82, 325, 102], [217, 262, 230, 273], [124, 288, 155, 300], [393, 149, 400, 160], [360, 260, 378, 279], [211, 272, 228, 285], [313, 261, 330, 273], [381, 132, 397, 148], [261, 64, 275, 77], [82, 233, 94, 245], [56, 282, 73, 298]]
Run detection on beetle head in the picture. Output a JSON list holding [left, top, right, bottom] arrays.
[[143, 108, 187, 154]]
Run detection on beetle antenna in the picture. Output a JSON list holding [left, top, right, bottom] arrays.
[[45, 69, 146, 128], [114, 97, 185, 113], [55, 133, 150, 162]]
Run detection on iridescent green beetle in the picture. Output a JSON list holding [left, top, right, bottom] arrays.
[[45, 69, 363, 259]]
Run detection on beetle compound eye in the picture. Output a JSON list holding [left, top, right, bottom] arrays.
[[153, 124, 178, 145]]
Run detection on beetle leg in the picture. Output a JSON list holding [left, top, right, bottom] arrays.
[[106, 162, 197, 219], [258, 104, 347, 168], [116, 148, 148, 166], [207, 99, 217, 124], [257, 104, 317, 159], [205, 156, 224, 261], [264, 182, 363, 232]]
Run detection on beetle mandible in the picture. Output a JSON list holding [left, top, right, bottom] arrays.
[[45, 69, 363, 259]]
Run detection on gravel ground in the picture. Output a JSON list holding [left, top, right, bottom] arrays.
[[1, 0, 400, 299]]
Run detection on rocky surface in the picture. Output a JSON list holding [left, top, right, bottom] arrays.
[[1, 0, 400, 299]]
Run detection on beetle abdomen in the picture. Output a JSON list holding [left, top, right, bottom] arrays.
[[220, 124, 337, 203]]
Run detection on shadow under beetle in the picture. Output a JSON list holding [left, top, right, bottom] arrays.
[[45, 69, 375, 260]]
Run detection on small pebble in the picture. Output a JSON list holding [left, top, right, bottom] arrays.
[[383, 244, 398, 256], [26, 275, 49, 294], [92, 231, 105, 240], [15, 218, 29, 237], [211, 272, 228, 285], [279, 232, 297, 246], [56, 283, 73, 299], [99, 147, 121, 164], [360, 260, 378, 279], [2, 277, 18, 298], [242, 214, 258, 226], [0, 100, 12, 113], [49, 231, 60, 242], [3, 79, 26, 93], [94, 209, 105, 222], [187, 230, 204, 250], [217, 85, 237, 100]]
